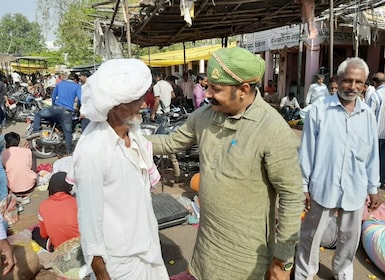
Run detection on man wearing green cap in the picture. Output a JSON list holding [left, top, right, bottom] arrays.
[[147, 47, 303, 280]]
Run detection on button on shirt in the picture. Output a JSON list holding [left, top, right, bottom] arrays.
[[300, 94, 380, 211]]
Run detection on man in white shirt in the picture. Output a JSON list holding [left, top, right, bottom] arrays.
[[151, 73, 174, 121], [280, 92, 301, 121], [11, 71, 21, 87], [69, 59, 168, 279], [372, 73, 385, 188], [305, 74, 329, 106]]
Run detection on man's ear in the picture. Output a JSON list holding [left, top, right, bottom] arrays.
[[239, 83, 251, 95]]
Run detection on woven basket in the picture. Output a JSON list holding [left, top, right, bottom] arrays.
[[52, 237, 86, 280]]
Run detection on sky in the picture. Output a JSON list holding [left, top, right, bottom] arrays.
[[0, 0, 56, 41]]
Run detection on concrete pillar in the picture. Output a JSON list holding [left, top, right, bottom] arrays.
[[178, 65, 183, 74], [264, 50, 274, 86], [199, 59, 205, 73], [171, 65, 176, 75], [366, 45, 381, 74], [304, 38, 321, 98], [277, 48, 288, 99]]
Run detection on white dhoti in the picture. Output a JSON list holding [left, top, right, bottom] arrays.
[[90, 255, 169, 280]]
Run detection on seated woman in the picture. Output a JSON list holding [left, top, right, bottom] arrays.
[[32, 172, 80, 251]]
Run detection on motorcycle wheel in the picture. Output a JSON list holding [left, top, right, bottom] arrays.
[[5, 107, 15, 121], [26, 126, 59, 159], [14, 106, 25, 122]]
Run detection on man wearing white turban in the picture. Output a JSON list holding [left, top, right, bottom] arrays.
[[69, 58, 169, 280]]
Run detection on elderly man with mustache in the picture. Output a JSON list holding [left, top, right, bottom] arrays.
[[295, 57, 382, 280], [69, 59, 168, 280], [147, 47, 304, 280]]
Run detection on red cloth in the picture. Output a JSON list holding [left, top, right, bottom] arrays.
[[36, 163, 53, 173], [170, 271, 197, 280], [38, 192, 80, 249], [264, 85, 277, 95], [145, 91, 155, 109]]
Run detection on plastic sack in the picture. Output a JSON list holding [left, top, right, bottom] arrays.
[[361, 218, 385, 273]]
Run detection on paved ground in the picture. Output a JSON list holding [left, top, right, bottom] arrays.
[[4, 121, 385, 279]]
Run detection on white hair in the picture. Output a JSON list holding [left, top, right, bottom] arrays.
[[337, 57, 369, 80]]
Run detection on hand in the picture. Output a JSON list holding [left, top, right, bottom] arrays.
[[304, 192, 311, 212], [0, 239, 16, 275], [91, 256, 111, 280], [368, 194, 382, 211], [266, 260, 291, 280]]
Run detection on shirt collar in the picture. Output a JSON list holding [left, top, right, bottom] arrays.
[[102, 121, 127, 151], [211, 91, 263, 130], [329, 93, 366, 113]]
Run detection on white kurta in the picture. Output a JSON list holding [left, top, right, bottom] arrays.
[[71, 122, 168, 279]]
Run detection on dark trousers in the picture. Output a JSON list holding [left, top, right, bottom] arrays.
[[33, 105, 73, 153], [379, 139, 385, 186], [31, 227, 54, 252]]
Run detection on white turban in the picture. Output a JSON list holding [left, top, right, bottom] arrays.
[[80, 58, 152, 122]]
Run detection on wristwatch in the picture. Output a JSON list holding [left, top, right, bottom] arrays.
[[273, 257, 294, 271]]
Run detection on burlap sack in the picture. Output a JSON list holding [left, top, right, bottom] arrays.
[[1, 244, 40, 280]]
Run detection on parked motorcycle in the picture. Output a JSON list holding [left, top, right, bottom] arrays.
[[25, 112, 82, 158], [6, 93, 46, 122], [141, 102, 200, 183]]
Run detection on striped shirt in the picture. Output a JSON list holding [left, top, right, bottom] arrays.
[[376, 84, 385, 139]]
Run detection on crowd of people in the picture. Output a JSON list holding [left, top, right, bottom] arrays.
[[0, 46, 383, 280]]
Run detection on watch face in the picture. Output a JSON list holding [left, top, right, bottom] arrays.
[[283, 262, 294, 270]]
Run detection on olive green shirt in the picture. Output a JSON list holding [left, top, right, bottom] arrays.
[[147, 93, 303, 279]]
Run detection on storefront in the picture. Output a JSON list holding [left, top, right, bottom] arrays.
[[241, 22, 385, 105]]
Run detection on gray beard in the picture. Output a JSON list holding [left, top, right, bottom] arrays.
[[337, 91, 358, 102], [124, 114, 143, 126]]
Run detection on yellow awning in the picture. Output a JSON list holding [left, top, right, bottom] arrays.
[[140, 43, 236, 67]]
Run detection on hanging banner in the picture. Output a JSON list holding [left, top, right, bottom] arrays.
[[243, 22, 369, 52]]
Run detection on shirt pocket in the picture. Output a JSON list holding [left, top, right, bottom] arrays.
[[221, 144, 257, 179], [354, 137, 371, 162]]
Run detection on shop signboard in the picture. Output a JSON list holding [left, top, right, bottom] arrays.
[[243, 23, 367, 52]]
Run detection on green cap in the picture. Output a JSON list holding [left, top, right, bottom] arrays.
[[207, 47, 265, 85]]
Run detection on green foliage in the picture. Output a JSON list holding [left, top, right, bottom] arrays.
[[29, 50, 65, 67], [56, 2, 97, 66], [37, 0, 102, 66], [0, 13, 45, 55]]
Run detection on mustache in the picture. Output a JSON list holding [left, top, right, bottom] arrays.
[[342, 91, 359, 95], [210, 98, 220, 106]]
